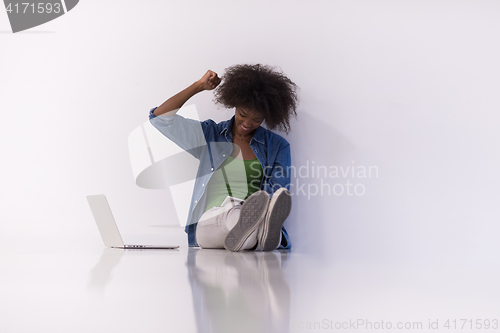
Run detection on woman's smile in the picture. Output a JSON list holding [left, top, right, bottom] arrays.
[[240, 124, 251, 132], [233, 106, 264, 139]]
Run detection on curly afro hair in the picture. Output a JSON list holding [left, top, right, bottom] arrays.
[[213, 64, 299, 134]]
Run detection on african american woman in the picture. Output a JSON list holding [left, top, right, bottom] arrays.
[[149, 64, 299, 251]]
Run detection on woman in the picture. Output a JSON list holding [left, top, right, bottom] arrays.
[[149, 64, 298, 251]]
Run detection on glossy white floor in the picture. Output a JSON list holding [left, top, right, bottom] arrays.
[[1, 226, 498, 333]]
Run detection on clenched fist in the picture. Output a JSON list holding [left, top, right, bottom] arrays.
[[198, 70, 221, 91]]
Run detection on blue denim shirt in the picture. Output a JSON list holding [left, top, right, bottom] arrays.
[[149, 107, 292, 249]]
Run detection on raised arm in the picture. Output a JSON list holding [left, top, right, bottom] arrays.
[[153, 70, 221, 117]]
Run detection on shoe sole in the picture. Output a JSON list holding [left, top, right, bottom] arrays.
[[260, 189, 292, 251], [224, 191, 269, 252]]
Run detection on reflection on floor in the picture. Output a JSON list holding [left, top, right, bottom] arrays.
[[85, 247, 290, 333], [1, 239, 498, 333], [187, 249, 290, 333]]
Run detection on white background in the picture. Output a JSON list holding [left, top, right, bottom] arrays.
[[1, 0, 499, 265]]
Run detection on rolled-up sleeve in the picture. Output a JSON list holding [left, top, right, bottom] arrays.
[[148, 107, 207, 160], [149, 107, 158, 120]]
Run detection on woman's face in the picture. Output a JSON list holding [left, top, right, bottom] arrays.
[[233, 106, 264, 137]]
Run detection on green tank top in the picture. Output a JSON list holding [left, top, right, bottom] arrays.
[[204, 156, 263, 212]]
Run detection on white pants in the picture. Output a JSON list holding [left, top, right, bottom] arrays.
[[196, 196, 264, 250]]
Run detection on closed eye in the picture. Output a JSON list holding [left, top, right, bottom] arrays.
[[239, 109, 263, 122]]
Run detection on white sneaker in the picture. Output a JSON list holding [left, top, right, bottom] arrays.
[[259, 188, 292, 251], [224, 191, 270, 252]]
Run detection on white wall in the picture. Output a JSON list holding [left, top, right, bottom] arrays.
[[1, 0, 499, 264]]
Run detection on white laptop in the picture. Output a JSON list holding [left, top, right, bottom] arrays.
[[86, 194, 179, 249]]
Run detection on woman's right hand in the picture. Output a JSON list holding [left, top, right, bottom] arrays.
[[197, 70, 221, 91]]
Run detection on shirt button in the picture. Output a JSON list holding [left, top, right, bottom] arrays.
[[223, 154, 226, 157], [211, 168, 214, 171], [202, 184, 204, 186], [195, 200, 198, 203]]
